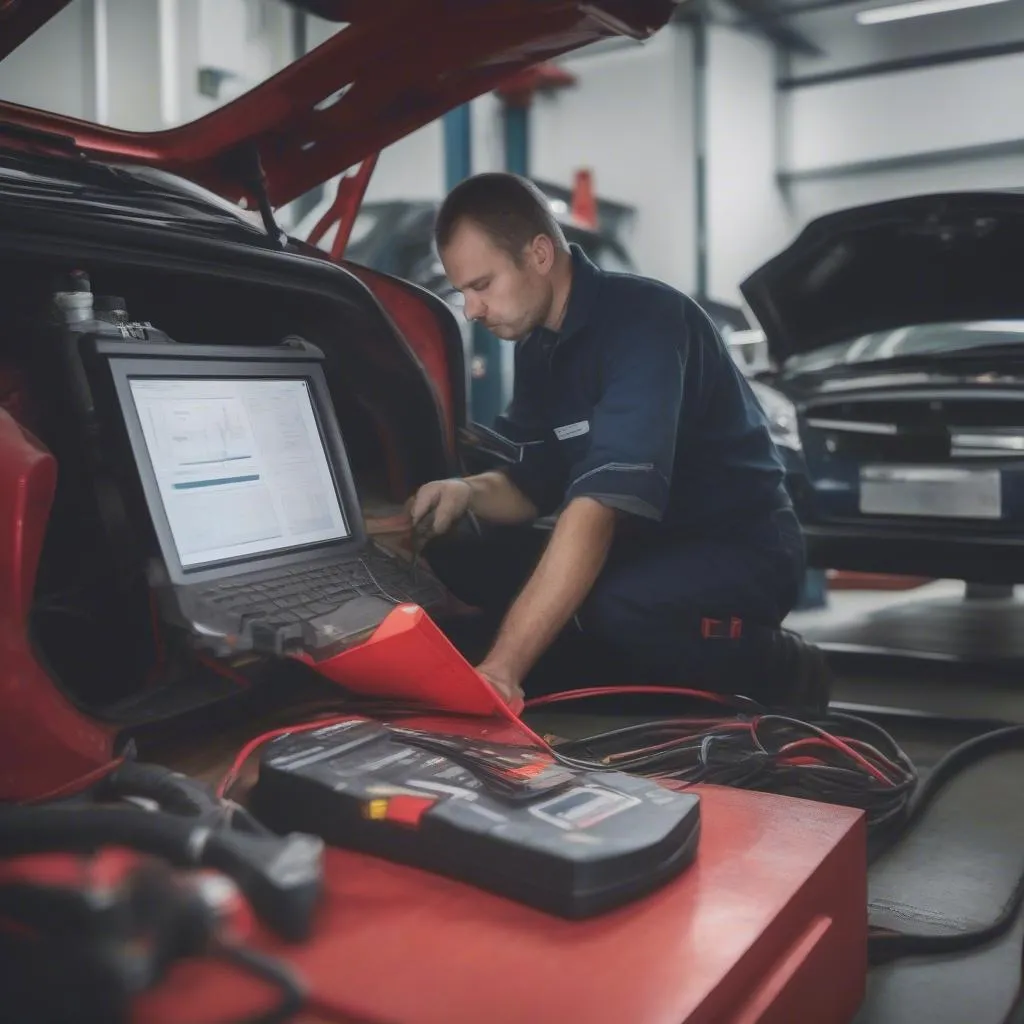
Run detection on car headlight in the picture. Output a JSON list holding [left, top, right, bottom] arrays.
[[748, 380, 802, 451]]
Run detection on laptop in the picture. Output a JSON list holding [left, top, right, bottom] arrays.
[[87, 338, 445, 659]]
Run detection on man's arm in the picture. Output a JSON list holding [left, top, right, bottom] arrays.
[[477, 497, 617, 699], [466, 470, 539, 525]]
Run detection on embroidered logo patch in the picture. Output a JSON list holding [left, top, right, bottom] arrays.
[[554, 420, 590, 441]]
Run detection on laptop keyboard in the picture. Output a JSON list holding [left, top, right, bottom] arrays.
[[198, 553, 426, 624]]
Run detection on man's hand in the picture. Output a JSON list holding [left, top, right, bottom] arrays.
[[410, 472, 539, 532], [476, 662, 525, 710], [479, 497, 618, 695], [410, 478, 472, 536]]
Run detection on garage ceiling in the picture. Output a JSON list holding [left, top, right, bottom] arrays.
[[701, 0, 1024, 78]]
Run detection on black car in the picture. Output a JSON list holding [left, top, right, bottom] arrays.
[[741, 192, 1024, 584]]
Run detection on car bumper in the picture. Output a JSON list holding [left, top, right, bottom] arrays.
[[804, 521, 1024, 583]]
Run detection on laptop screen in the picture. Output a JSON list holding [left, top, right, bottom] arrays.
[[127, 376, 351, 569]]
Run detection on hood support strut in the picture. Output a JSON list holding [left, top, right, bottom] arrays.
[[231, 145, 286, 249]]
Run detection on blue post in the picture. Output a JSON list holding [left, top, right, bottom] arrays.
[[464, 102, 530, 426], [443, 106, 472, 191], [465, 102, 529, 426], [794, 568, 829, 611], [504, 105, 529, 178], [444, 105, 497, 424]]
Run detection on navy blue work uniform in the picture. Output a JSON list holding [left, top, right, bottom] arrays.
[[428, 246, 807, 703]]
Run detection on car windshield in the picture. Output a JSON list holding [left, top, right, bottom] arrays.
[[785, 321, 1024, 373], [0, 1, 344, 131]]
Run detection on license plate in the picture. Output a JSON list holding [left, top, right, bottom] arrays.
[[859, 466, 1002, 519]]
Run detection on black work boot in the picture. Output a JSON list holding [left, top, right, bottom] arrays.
[[768, 629, 833, 717]]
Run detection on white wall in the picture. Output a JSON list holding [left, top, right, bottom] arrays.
[[363, 123, 445, 203], [0, 0, 94, 121], [705, 26, 792, 303], [105, 0, 162, 130], [788, 150, 1024, 226], [787, 2, 1024, 78], [786, 52, 1024, 175], [471, 92, 506, 176], [783, 48, 1024, 228], [176, 0, 295, 126], [532, 28, 697, 293]]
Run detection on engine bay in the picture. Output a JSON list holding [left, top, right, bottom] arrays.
[[0, 247, 456, 721]]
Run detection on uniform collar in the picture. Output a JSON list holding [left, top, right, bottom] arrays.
[[525, 243, 602, 351], [557, 243, 602, 341]]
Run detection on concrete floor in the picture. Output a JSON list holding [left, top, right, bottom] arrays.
[[786, 582, 1024, 1024]]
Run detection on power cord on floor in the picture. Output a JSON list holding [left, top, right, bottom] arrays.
[[865, 724, 1024, 966]]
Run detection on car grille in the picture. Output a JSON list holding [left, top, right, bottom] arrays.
[[802, 394, 1024, 462]]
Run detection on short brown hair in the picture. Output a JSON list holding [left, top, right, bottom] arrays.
[[434, 172, 567, 262]]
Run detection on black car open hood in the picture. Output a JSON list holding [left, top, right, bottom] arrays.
[[740, 191, 1024, 363]]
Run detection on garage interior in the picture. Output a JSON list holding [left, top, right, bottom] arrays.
[[3, 2, 1024, 1022]]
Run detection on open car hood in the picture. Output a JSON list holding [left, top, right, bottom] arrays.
[[0, 0, 675, 208], [740, 191, 1024, 364]]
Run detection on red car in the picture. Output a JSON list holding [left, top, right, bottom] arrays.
[[0, 0, 676, 802]]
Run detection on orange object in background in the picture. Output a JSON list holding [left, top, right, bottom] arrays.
[[827, 570, 932, 591], [571, 168, 599, 230]]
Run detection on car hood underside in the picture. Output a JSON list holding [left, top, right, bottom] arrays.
[[740, 192, 1024, 364]]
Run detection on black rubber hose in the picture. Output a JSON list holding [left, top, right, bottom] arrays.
[[0, 805, 323, 943], [868, 725, 1024, 965], [0, 805, 201, 862], [101, 761, 220, 818], [870, 724, 1024, 864]]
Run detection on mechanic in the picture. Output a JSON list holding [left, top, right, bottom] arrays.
[[412, 172, 830, 712]]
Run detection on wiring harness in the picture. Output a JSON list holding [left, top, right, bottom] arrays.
[[526, 689, 918, 833]]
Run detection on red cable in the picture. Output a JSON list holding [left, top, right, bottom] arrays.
[[779, 731, 894, 786], [843, 737, 906, 777], [778, 755, 828, 767], [24, 757, 126, 804], [197, 654, 252, 689], [604, 720, 750, 763], [217, 714, 360, 798], [524, 686, 749, 710]]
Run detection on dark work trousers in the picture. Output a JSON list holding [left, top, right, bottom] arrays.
[[424, 507, 807, 704]]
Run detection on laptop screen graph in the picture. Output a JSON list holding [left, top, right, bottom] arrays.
[[128, 376, 350, 569]]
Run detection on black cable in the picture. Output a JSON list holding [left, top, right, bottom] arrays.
[[547, 711, 919, 829], [871, 725, 1024, 861], [1001, 929, 1024, 1024], [866, 724, 1024, 965], [212, 944, 306, 1024]]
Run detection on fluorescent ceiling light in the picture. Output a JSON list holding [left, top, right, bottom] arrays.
[[857, 0, 1011, 24]]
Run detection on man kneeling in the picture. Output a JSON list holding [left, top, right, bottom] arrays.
[[411, 172, 830, 713]]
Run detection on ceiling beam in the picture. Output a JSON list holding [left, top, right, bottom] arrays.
[[779, 37, 1024, 88], [674, 0, 824, 54], [759, 0, 869, 18]]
